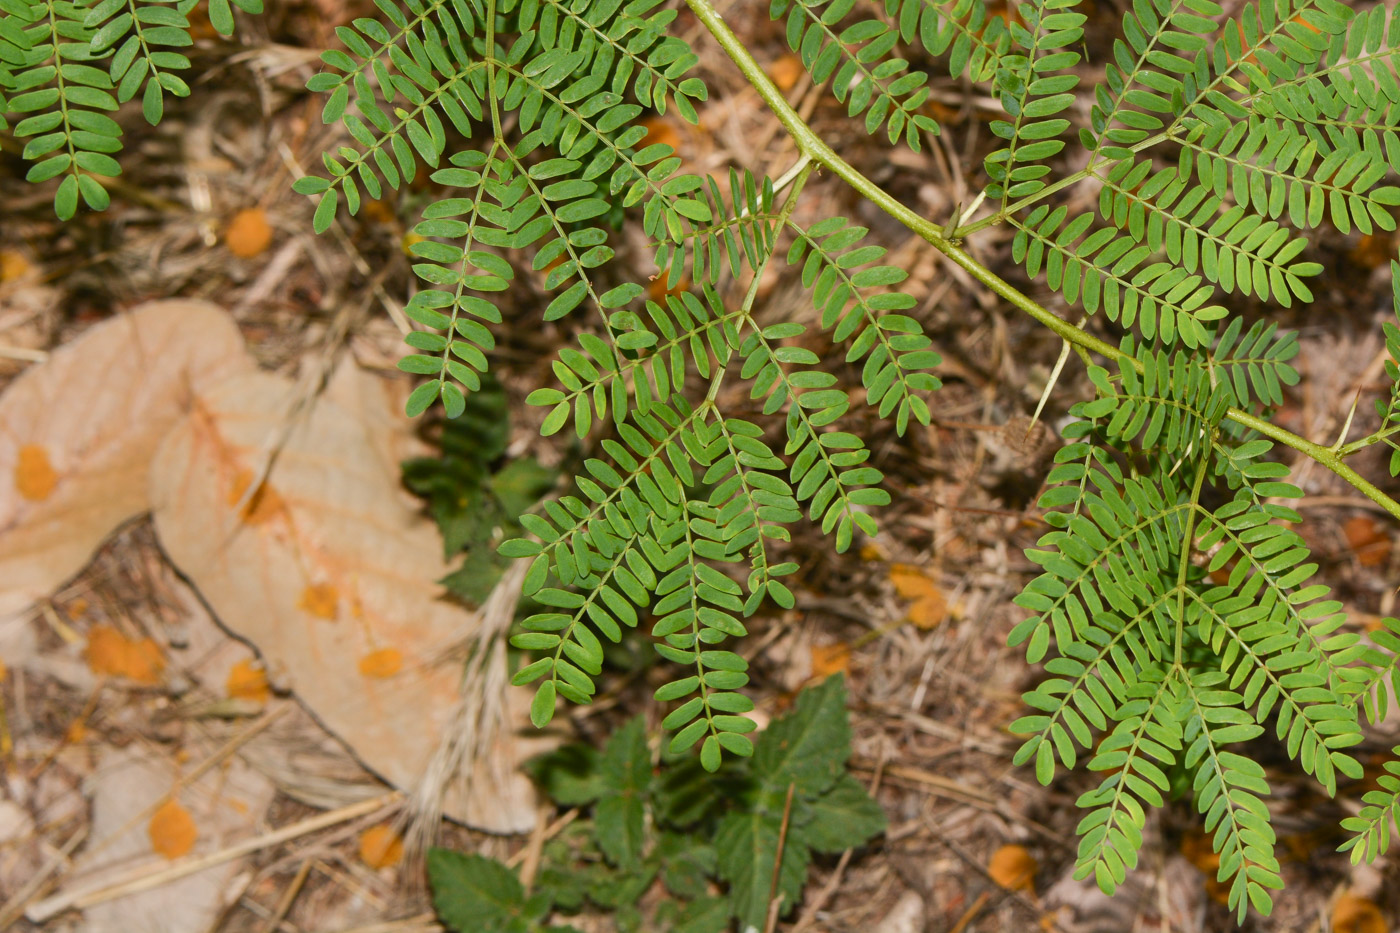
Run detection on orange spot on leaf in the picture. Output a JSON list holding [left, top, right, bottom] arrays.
[[227, 469, 285, 525], [298, 582, 339, 620], [148, 798, 198, 859], [359, 824, 404, 869], [889, 563, 948, 630], [86, 624, 165, 684], [226, 659, 271, 702], [1345, 515, 1391, 568], [768, 53, 804, 93], [15, 444, 57, 501], [226, 207, 273, 259], [810, 641, 851, 680], [988, 844, 1037, 893], [358, 648, 403, 679], [0, 249, 33, 283], [639, 116, 679, 152]]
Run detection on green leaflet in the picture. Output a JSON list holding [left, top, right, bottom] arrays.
[[1, 0, 255, 217], [769, 0, 941, 149]]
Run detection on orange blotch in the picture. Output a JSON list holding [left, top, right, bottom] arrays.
[[639, 116, 679, 152], [0, 249, 33, 283], [358, 647, 403, 678], [1345, 515, 1391, 568], [298, 583, 339, 620], [1179, 830, 1231, 905], [86, 625, 165, 684], [227, 469, 285, 525], [225, 207, 273, 259], [649, 272, 690, 304], [1333, 893, 1386, 933], [988, 844, 1037, 893], [889, 563, 948, 630], [15, 444, 58, 501], [810, 641, 851, 680], [225, 659, 271, 703], [768, 53, 804, 93], [148, 798, 198, 859], [359, 824, 405, 869]]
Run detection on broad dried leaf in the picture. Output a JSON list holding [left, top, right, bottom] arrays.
[[0, 301, 254, 615], [71, 744, 275, 931], [149, 371, 541, 832]]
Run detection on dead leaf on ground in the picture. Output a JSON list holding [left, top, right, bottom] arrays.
[[988, 843, 1037, 893], [890, 563, 948, 630], [149, 371, 545, 832], [67, 744, 275, 932], [0, 300, 254, 616]]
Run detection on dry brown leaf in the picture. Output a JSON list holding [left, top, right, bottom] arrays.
[[359, 824, 404, 869], [149, 371, 544, 832], [889, 563, 948, 630], [0, 300, 254, 616], [988, 844, 1037, 893], [225, 207, 273, 259], [1334, 893, 1386, 933], [68, 744, 275, 931], [86, 624, 165, 684], [148, 797, 198, 859]]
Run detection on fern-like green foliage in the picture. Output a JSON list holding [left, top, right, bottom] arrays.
[[430, 677, 883, 933], [0, 0, 256, 217], [34, 0, 1385, 922]]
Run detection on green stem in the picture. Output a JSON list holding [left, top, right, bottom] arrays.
[[683, 0, 1400, 524]]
